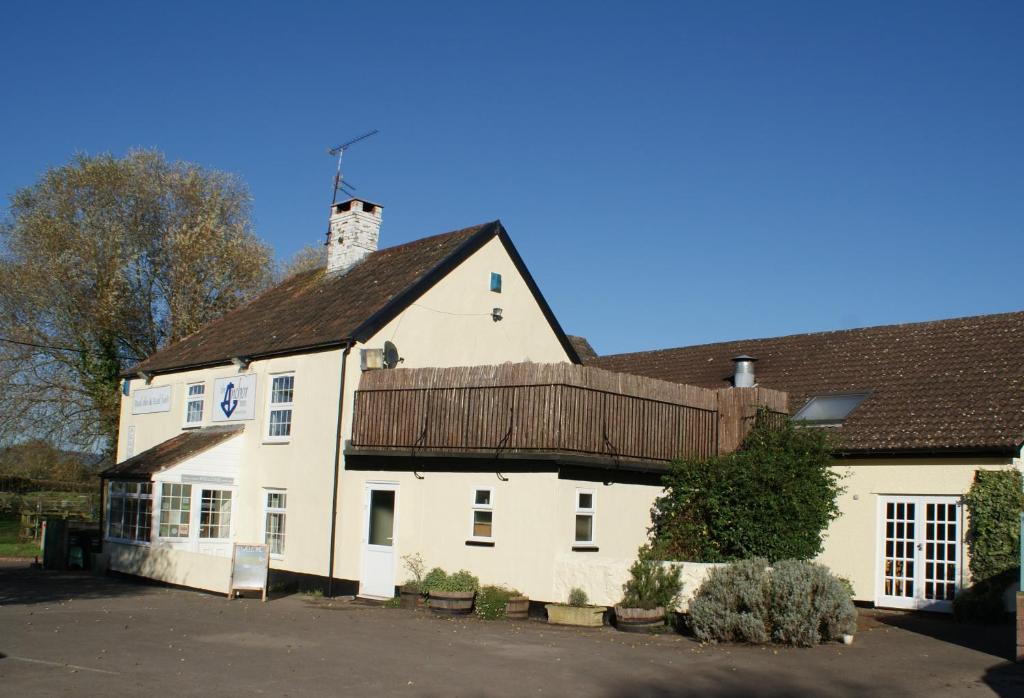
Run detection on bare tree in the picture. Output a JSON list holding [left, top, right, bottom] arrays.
[[0, 150, 274, 455], [277, 242, 326, 281]]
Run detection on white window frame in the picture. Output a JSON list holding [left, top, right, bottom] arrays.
[[183, 382, 206, 428], [469, 486, 494, 542], [198, 488, 234, 541], [574, 488, 596, 546], [264, 489, 287, 559], [157, 482, 193, 539], [264, 372, 295, 443], [106, 481, 153, 545]]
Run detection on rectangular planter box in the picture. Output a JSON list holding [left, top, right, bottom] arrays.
[[545, 604, 605, 627]]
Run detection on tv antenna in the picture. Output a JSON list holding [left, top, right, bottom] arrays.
[[327, 129, 378, 208]]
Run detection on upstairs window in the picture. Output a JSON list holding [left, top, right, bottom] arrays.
[[184, 383, 205, 426], [490, 272, 502, 293], [107, 481, 152, 543], [793, 393, 868, 425], [266, 373, 295, 441], [575, 489, 595, 545], [471, 487, 494, 540]]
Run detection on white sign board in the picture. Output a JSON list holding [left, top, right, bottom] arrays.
[[211, 374, 257, 422], [132, 385, 172, 414], [229, 543, 269, 601]]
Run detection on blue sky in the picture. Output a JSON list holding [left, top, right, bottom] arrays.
[[2, 1, 1021, 354]]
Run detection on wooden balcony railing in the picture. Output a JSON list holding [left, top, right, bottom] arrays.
[[350, 363, 788, 465]]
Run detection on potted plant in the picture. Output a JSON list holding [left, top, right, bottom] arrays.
[[505, 591, 530, 620], [399, 553, 427, 608], [545, 587, 605, 627], [614, 556, 682, 633], [425, 568, 479, 615]]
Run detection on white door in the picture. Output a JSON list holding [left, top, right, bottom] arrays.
[[360, 483, 398, 599], [876, 496, 962, 612]]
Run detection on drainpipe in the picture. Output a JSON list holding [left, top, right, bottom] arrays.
[[327, 342, 353, 597], [97, 477, 105, 553]]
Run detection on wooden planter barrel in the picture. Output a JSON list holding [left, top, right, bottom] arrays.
[[428, 590, 475, 615], [614, 605, 666, 633], [505, 595, 530, 620], [399, 585, 423, 609]]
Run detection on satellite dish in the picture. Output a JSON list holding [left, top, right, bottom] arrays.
[[383, 341, 401, 369]]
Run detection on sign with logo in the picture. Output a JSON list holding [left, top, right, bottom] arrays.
[[212, 374, 257, 422], [132, 385, 172, 414]]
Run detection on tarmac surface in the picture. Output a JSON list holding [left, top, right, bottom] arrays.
[[1, 559, 1022, 697]]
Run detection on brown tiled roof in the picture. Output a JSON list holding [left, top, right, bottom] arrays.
[[567, 335, 597, 361], [589, 312, 1024, 455], [101, 425, 244, 479], [131, 221, 565, 374]]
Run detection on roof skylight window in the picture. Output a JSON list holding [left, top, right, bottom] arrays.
[[793, 393, 868, 425]]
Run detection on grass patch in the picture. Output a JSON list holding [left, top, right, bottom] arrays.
[[0, 514, 40, 558]]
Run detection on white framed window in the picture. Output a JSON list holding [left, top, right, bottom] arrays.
[[107, 481, 153, 543], [265, 373, 295, 441], [264, 489, 287, 557], [199, 489, 233, 539], [158, 483, 192, 538], [470, 487, 494, 540], [184, 383, 206, 427], [574, 488, 595, 545]]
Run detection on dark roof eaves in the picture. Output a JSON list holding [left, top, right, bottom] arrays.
[[119, 339, 353, 379]]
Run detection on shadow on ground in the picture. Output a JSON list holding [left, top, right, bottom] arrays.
[[871, 608, 1015, 660], [0, 561, 147, 606]]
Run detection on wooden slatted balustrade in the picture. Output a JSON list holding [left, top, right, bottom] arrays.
[[350, 363, 788, 465]]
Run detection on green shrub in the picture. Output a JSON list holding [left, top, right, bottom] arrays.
[[689, 559, 857, 647], [650, 410, 842, 562], [620, 557, 683, 610], [401, 553, 426, 591], [475, 585, 518, 620], [427, 569, 479, 593], [568, 587, 589, 607], [422, 567, 447, 593]]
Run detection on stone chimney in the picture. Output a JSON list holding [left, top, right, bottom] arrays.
[[326, 198, 383, 274]]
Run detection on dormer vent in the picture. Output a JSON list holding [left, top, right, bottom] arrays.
[[732, 355, 757, 388]]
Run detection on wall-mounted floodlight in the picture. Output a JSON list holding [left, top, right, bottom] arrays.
[[230, 356, 252, 370], [491, 307, 503, 322], [137, 371, 154, 384]]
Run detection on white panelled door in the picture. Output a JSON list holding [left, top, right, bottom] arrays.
[[876, 496, 962, 612], [360, 483, 398, 599]]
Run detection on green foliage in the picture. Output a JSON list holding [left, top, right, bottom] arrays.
[[567, 587, 589, 607], [689, 559, 857, 647], [423, 567, 480, 593], [620, 556, 683, 610], [954, 470, 1023, 624], [475, 585, 519, 620], [650, 410, 842, 562], [382, 596, 403, 608], [422, 567, 447, 592], [962, 470, 1024, 583]]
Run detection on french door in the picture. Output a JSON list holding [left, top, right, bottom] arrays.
[[877, 496, 962, 612]]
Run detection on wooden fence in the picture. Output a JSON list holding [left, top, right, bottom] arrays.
[[351, 363, 787, 464]]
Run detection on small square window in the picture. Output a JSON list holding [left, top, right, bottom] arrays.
[[575, 488, 595, 545], [470, 487, 494, 540], [490, 272, 502, 293]]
